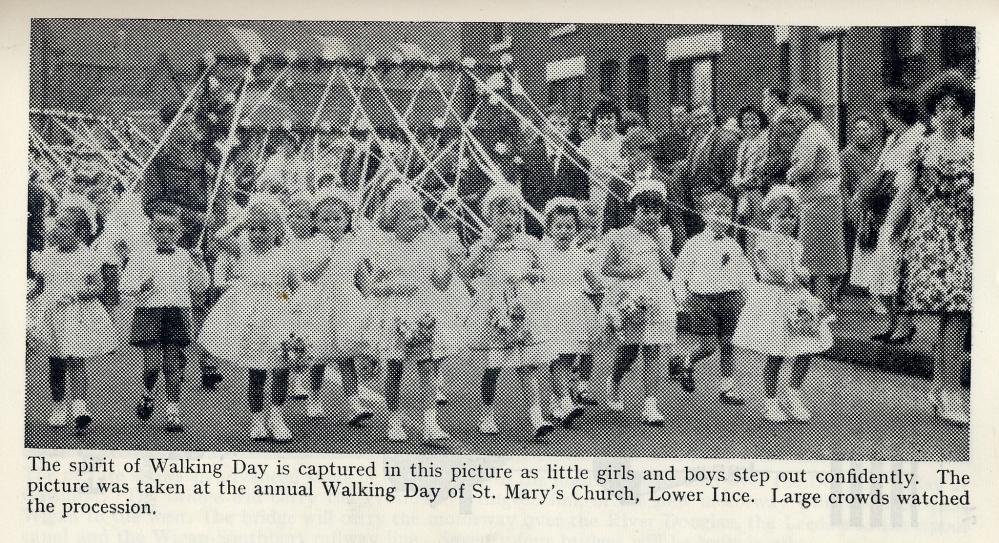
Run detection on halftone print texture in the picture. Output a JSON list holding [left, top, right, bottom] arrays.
[[26, 20, 974, 460]]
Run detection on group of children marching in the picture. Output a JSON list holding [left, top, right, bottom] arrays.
[[29, 167, 835, 445]]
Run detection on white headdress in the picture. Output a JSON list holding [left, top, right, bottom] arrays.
[[760, 184, 802, 216], [627, 179, 668, 202], [480, 182, 523, 219]]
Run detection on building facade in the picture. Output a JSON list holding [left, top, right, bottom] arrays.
[[460, 23, 976, 147]]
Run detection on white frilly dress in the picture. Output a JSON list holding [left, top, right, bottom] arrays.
[[599, 226, 677, 346], [732, 232, 834, 357], [538, 237, 597, 359], [198, 242, 297, 369], [29, 247, 119, 358]]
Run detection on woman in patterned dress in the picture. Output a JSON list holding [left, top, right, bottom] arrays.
[[896, 71, 974, 425]]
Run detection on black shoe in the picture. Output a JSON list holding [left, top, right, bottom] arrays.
[[680, 365, 696, 394], [136, 396, 154, 421], [886, 326, 917, 346], [533, 422, 555, 442], [74, 413, 92, 432], [575, 389, 598, 406], [871, 330, 893, 343], [719, 390, 746, 406], [562, 406, 585, 429], [201, 372, 223, 390], [165, 415, 184, 433], [668, 356, 683, 381]]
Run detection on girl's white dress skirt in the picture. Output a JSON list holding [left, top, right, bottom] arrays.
[[31, 297, 119, 359], [732, 283, 834, 358], [432, 278, 471, 360], [199, 281, 295, 369], [599, 274, 677, 347]]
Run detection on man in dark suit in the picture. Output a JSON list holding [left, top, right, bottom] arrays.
[[520, 104, 590, 238], [677, 103, 741, 236]]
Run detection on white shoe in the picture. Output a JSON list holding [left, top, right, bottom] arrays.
[[937, 390, 969, 425], [869, 297, 889, 315], [250, 412, 268, 441], [48, 401, 68, 427], [422, 409, 450, 442], [70, 400, 92, 431], [291, 373, 309, 399], [306, 397, 325, 418], [358, 383, 386, 407], [549, 394, 565, 421], [641, 396, 664, 427], [763, 398, 789, 423], [529, 404, 554, 440], [347, 396, 374, 427], [387, 412, 408, 442], [324, 365, 342, 385], [268, 406, 292, 442], [784, 389, 812, 422], [164, 403, 183, 433], [606, 376, 624, 412], [479, 406, 499, 435]]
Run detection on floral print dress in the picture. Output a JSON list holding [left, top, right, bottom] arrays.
[[902, 133, 973, 314]]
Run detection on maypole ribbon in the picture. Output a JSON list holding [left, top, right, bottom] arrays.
[[133, 56, 217, 192], [367, 66, 489, 231], [197, 65, 255, 250], [338, 65, 483, 235]]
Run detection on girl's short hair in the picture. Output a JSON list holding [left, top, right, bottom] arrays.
[[591, 99, 621, 122], [631, 191, 665, 213], [543, 197, 580, 231], [883, 90, 921, 126], [736, 105, 769, 130], [790, 89, 824, 121], [920, 69, 975, 117]]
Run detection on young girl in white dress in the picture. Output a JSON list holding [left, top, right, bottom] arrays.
[[424, 201, 473, 407], [733, 185, 834, 423], [284, 193, 317, 404], [199, 194, 300, 442], [307, 186, 374, 426], [357, 184, 452, 444], [27, 204, 118, 434], [538, 197, 597, 427], [461, 183, 554, 441], [600, 180, 677, 426]]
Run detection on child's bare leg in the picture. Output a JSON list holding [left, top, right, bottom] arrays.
[[162, 346, 183, 404], [337, 359, 360, 397], [516, 366, 542, 409], [641, 345, 662, 399]]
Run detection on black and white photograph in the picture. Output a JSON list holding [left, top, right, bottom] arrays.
[[25, 19, 975, 460]]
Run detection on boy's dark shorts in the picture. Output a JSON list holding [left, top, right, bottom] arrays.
[[129, 307, 192, 348], [678, 291, 745, 337]]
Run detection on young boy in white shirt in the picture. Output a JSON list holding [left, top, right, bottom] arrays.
[[123, 201, 209, 432], [673, 192, 755, 405]]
